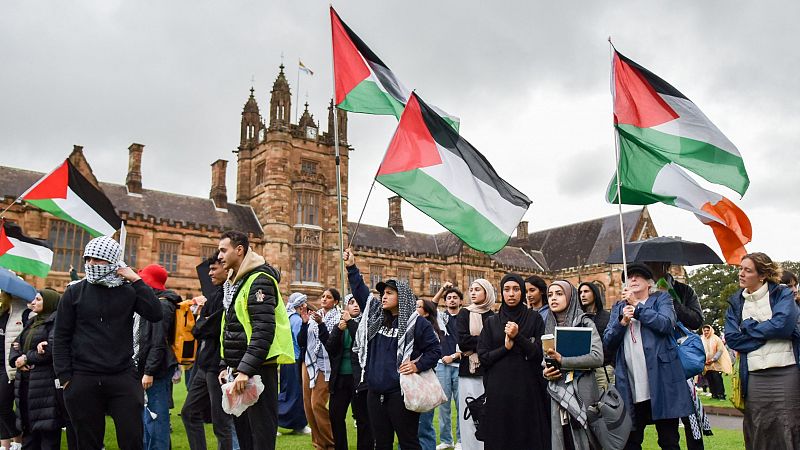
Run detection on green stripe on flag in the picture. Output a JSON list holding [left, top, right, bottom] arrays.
[[377, 169, 511, 254], [338, 80, 405, 118], [26, 198, 105, 237], [0, 254, 50, 278], [617, 124, 749, 195], [607, 131, 679, 206]]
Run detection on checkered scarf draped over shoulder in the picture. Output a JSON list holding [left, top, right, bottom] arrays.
[[83, 236, 125, 287], [355, 279, 419, 370]]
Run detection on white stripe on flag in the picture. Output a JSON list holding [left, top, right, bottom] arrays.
[[6, 237, 54, 265], [56, 187, 118, 236], [653, 95, 741, 157]]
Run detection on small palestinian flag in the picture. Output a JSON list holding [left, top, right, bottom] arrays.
[[22, 159, 122, 237], [611, 49, 749, 195], [330, 6, 459, 130], [0, 222, 53, 278], [608, 48, 751, 263], [377, 93, 530, 254]]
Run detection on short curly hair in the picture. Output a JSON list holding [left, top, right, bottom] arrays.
[[742, 252, 781, 284]]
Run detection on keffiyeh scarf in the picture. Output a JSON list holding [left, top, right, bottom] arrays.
[[305, 306, 341, 388], [286, 292, 307, 315], [83, 236, 125, 288]]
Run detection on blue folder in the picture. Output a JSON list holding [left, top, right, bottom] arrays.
[[555, 327, 592, 358]]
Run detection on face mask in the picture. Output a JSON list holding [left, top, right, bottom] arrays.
[[85, 261, 124, 287]]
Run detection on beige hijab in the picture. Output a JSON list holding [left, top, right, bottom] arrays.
[[464, 278, 496, 373]]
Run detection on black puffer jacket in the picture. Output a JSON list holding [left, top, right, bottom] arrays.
[[221, 250, 282, 376], [321, 318, 365, 395], [9, 314, 64, 432], [136, 290, 181, 378], [192, 286, 224, 371]]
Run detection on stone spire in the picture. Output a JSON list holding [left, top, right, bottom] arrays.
[[269, 64, 292, 128]]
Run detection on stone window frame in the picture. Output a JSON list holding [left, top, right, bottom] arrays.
[[295, 190, 320, 226], [255, 161, 266, 186], [301, 159, 318, 175], [201, 245, 218, 260], [429, 270, 443, 295], [47, 219, 92, 273], [466, 269, 485, 287], [158, 240, 181, 274], [369, 265, 384, 289], [294, 247, 319, 282], [125, 235, 141, 269], [397, 267, 412, 284]]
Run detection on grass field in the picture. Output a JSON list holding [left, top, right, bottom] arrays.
[[698, 373, 736, 409], [81, 373, 743, 449]]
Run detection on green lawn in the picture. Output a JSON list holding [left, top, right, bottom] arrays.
[[77, 373, 743, 449], [698, 373, 736, 409]]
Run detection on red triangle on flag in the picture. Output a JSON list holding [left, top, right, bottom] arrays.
[[0, 224, 13, 257], [377, 94, 442, 177], [23, 160, 69, 200], [613, 52, 679, 128], [331, 7, 371, 105]]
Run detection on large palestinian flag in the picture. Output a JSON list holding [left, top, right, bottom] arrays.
[[608, 49, 751, 263], [377, 93, 530, 254], [22, 159, 122, 237], [330, 6, 459, 130], [0, 222, 53, 278]]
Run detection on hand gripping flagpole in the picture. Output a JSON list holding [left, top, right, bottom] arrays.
[[609, 37, 629, 286], [330, 17, 347, 296]]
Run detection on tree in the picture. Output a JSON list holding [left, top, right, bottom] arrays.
[[686, 264, 738, 330]]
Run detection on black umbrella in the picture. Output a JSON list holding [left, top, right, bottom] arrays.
[[606, 236, 723, 266]]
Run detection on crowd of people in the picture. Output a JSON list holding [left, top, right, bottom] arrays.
[[0, 230, 797, 450]]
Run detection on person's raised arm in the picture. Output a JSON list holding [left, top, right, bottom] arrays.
[[121, 266, 162, 322], [344, 248, 369, 310]]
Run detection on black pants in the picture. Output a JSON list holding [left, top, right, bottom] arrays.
[[624, 400, 680, 450], [22, 429, 61, 450], [367, 390, 420, 450], [231, 365, 278, 450], [0, 370, 19, 439], [329, 375, 373, 450], [706, 371, 725, 398], [63, 370, 144, 450], [182, 367, 234, 450]]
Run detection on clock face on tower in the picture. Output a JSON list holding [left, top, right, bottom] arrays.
[[305, 126, 318, 140]]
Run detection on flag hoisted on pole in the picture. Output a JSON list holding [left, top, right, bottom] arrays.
[[375, 92, 531, 254], [0, 221, 53, 278], [296, 59, 314, 123], [607, 42, 752, 264], [329, 14, 347, 296]]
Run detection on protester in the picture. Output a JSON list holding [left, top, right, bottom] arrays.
[[603, 263, 692, 450], [0, 291, 28, 450], [217, 231, 294, 450], [182, 253, 236, 450], [323, 294, 372, 450], [577, 281, 615, 389], [136, 264, 181, 450], [478, 274, 549, 450], [54, 236, 164, 450], [412, 299, 442, 450], [431, 284, 461, 450], [455, 280, 495, 450], [645, 260, 708, 448], [278, 293, 310, 435], [298, 289, 339, 450], [701, 325, 731, 400], [724, 252, 800, 449], [543, 280, 603, 450], [525, 275, 549, 315], [9, 289, 64, 449], [780, 270, 798, 304]]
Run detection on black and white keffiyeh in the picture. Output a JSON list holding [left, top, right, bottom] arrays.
[[305, 306, 341, 388], [83, 236, 125, 288]]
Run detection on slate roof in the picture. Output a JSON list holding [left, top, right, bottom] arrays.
[[0, 166, 263, 235]]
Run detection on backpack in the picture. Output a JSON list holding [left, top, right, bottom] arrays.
[[172, 300, 197, 365]]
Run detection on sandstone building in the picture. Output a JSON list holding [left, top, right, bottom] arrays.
[[0, 64, 658, 308]]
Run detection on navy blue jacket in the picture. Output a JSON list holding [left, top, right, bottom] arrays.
[[724, 282, 800, 396], [603, 292, 693, 421]]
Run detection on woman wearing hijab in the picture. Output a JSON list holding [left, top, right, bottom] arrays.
[[9, 289, 65, 449], [477, 274, 549, 450], [701, 325, 732, 400], [455, 279, 496, 450], [278, 292, 310, 434], [542, 281, 603, 450], [298, 288, 340, 450]]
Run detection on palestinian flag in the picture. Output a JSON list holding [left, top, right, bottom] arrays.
[[330, 7, 459, 130], [22, 159, 122, 237], [376, 93, 530, 254], [0, 222, 53, 278], [612, 50, 749, 196], [608, 49, 751, 263]]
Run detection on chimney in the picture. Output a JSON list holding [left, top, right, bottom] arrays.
[[388, 196, 403, 234], [126, 143, 144, 194], [517, 220, 528, 239], [210, 159, 228, 208]]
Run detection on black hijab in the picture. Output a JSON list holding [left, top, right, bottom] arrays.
[[499, 273, 529, 330]]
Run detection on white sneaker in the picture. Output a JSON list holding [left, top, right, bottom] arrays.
[[9, 444, 21, 450], [454, 444, 462, 450], [436, 443, 454, 450], [298, 426, 312, 434]]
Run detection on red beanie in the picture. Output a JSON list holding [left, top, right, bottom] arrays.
[[139, 264, 168, 291]]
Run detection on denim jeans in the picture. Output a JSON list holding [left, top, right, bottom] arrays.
[[143, 375, 171, 450], [436, 362, 460, 444], [418, 409, 436, 450]]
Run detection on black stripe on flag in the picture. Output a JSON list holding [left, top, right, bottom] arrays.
[[65, 160, 123, 230], [3, 222, 52, 249], [414, 93, 531, 209], [616, 51, 688, 100]]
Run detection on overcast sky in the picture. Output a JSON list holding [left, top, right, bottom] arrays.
[[2, 0, 798, 263]]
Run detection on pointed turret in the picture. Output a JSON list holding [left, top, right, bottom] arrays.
[[240, 87, 262, 146], [269, 64, 292, 128]]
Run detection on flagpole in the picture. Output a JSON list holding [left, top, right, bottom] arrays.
[[609, 37, 629, 285], [118, 221, 127, 263], [347, 177, 377, 249], [330, 24, 347, 296], [0, 196, 22, 219], [296, 62, 301, 124]]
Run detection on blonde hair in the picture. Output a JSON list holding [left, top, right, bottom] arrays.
[[742, 252, 781, 284]]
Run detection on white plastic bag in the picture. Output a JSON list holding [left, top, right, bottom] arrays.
[[400, 369, 447, 412], [221, 374, 264, 416]]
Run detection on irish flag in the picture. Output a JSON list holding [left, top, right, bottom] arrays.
[[22, 159, 122, 237], [0, 222, 53, 278], [608, 49, 751, 263], [377, 93, 530, 254], [330, 7, 459, 130]]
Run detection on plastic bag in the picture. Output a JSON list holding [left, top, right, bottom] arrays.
[[221, 374, 264, 416]]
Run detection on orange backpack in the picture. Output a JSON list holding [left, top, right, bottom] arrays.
[[172, 300, 198, 365]]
